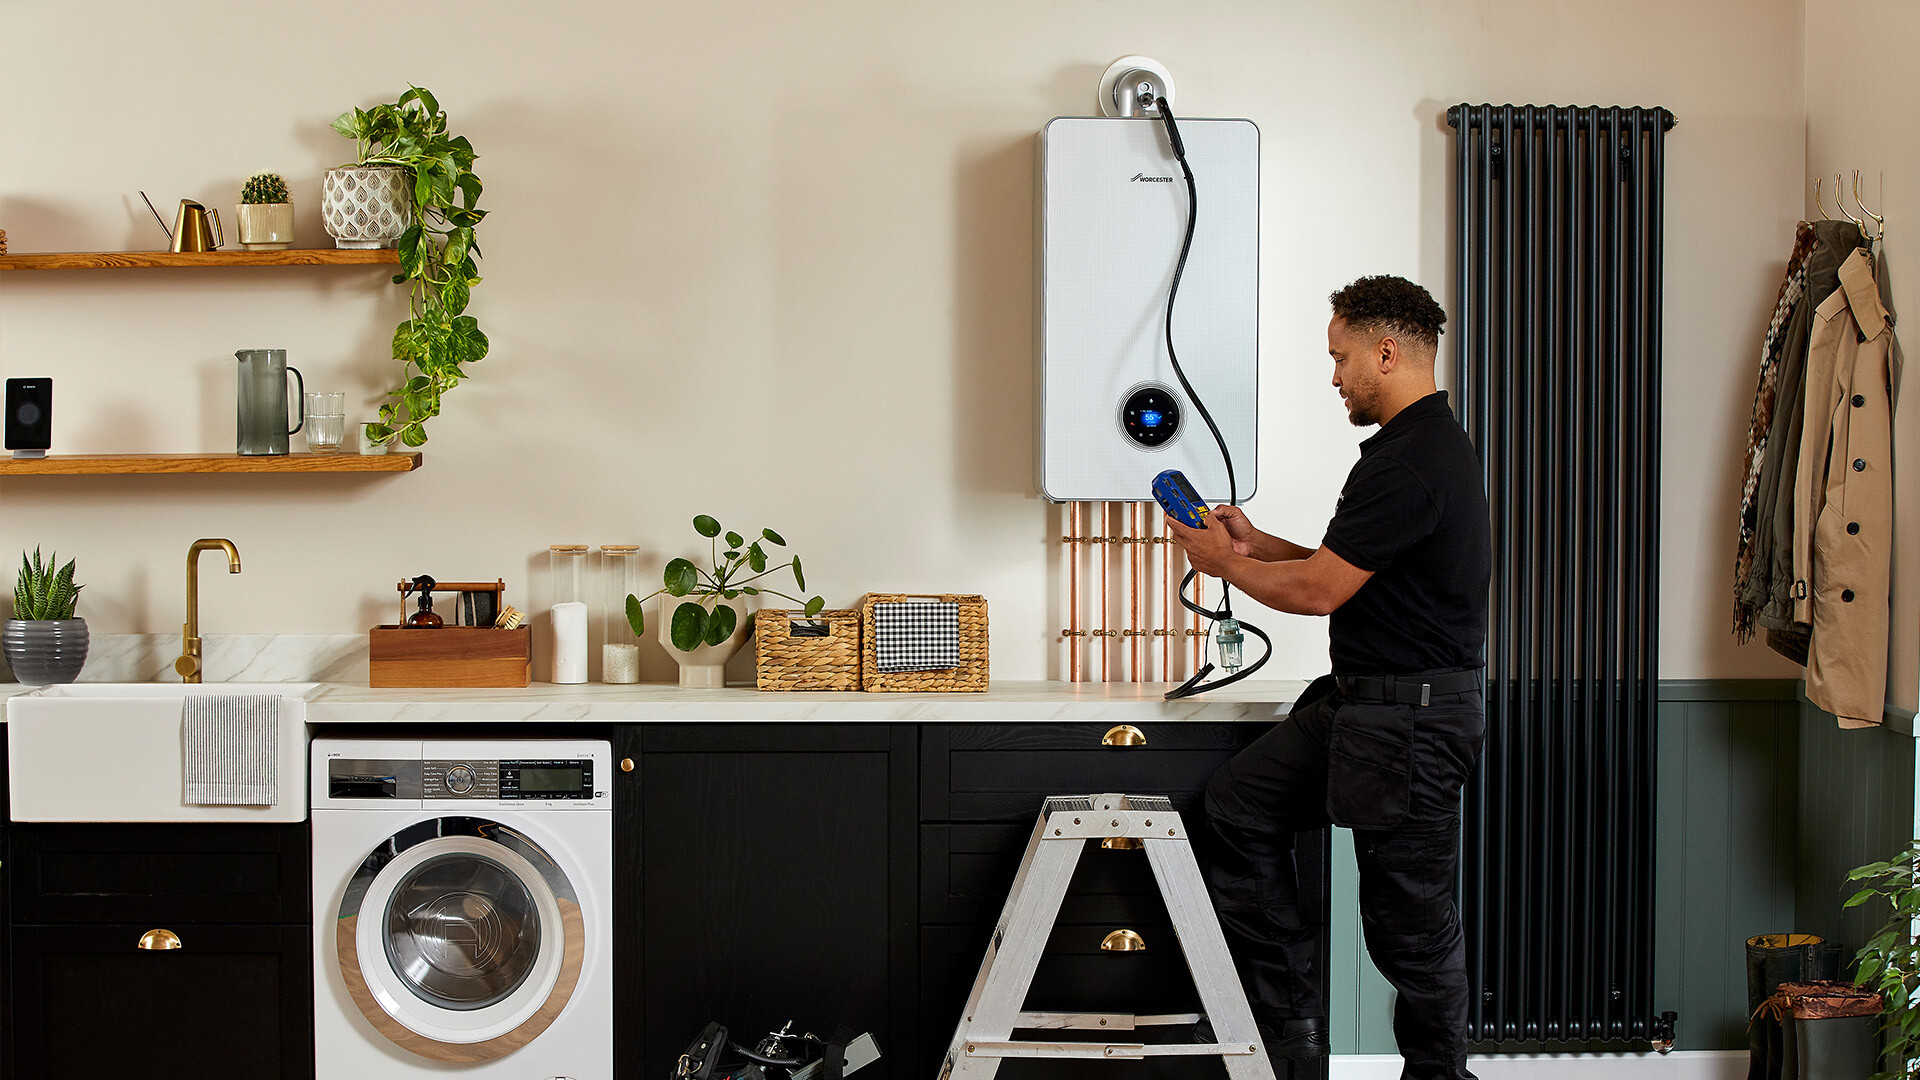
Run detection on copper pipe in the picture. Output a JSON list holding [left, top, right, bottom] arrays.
[[1127, 502, 1140, 681], [1193, 569, 1204, 671], [1099, 502, 1109, 682], [1160, 513, 1171, 681], [1068, 502, 1081, 682]]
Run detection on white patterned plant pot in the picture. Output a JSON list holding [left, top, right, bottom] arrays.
[[321, 165, 413, 249]]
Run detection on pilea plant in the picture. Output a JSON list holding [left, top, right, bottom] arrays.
[[13, 548, 81, 621], [331, 85, 488, 448], [1845, 840, 1920, 1079], [241, 173, 290, 204], [627, 516, 824, 652]]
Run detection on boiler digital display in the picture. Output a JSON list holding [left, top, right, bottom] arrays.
[[1120, 384, 1181, 448]]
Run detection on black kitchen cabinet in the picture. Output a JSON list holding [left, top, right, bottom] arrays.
[[11, 922, 311, 1080], [918, 722, 1329, 1080], [616, 724, 919, 1080], [921, 722, 1252, 822], [11, 822, 307, 924], [5, 823, 312, 1080]]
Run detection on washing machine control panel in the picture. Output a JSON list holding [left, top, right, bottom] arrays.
[[422, 758, 594, 800]]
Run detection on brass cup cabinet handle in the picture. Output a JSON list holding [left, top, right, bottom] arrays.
[[1100, 929, 1146, 952], [1102, 724, 1146, 747], [138, 929, 182, 951]]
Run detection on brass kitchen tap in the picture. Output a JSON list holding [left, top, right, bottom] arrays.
[[176, 538, 241, 683]]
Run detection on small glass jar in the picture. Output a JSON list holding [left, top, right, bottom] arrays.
[[600, 545, 641, 684], [549, 545, 589, 684]]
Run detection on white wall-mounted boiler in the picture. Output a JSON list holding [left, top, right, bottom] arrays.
[[1034, 115, 1259, 504]]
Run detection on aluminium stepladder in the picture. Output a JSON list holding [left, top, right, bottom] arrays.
[[938, 793, 1277, 1080]]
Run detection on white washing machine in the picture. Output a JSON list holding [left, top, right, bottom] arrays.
[[311, 738, 613, 1079]]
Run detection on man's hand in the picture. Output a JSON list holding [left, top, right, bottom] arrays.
[[1207, 505, 1265, 557], [1165, 507, 1376, 617], [1164, 511, 1244, 578]]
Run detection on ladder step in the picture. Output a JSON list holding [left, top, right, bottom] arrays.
[[964, 1041, 1256, 1059], [1014, 1011, 1201, 1031]]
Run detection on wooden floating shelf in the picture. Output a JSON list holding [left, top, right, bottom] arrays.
[[0, 249, 399, 270], [0, 452, 422, 475]]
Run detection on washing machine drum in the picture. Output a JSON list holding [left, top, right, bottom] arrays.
[[338, 817, 586, 1062]]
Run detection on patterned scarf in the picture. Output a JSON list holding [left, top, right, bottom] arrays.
[[1733, 223, 1817, 641]]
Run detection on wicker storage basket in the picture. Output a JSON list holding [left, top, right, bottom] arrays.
[[755, 608, 862, 691], [858, 593, 988, 692]]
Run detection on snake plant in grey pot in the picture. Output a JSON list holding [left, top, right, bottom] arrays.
[[4, 548, 88, 684]]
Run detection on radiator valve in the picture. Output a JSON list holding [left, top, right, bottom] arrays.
[[1651, 1011, 1678, 1055]]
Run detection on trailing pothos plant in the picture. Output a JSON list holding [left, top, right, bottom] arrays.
[[1845, 840, 1920, 1079], [627, 515, 824, 652], [331, 85, 488, 448]]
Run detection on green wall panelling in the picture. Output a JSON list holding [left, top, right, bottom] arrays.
[[1652, 687, 1799, 1050], [1793, 694, 1917, 968]]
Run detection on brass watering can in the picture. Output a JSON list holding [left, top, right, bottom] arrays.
[[169, 199, 223, 253]]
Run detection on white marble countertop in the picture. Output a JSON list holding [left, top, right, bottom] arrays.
[[1, 679, 1305, 725]]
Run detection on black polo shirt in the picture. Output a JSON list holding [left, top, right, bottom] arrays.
[[1321, 390, 1490, 676]]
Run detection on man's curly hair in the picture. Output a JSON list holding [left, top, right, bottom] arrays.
[[1329, 276, 1446, 352]]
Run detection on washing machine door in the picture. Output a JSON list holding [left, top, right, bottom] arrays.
[[337, 816, 586, 1062]]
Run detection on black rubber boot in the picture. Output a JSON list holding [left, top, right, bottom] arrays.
[[1193, 1016, 1330, 1060]]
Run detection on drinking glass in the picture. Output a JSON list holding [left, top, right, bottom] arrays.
[[305, 392, 346, 452]]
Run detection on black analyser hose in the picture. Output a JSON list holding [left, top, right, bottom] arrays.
[[1153, 96, 1272, 699]]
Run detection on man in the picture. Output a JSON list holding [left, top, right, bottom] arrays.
[[1166, 275, 1490, 1080]]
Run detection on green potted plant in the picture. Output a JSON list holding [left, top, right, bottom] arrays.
[[627, 515, 823, 688], [1845, 840, 1920, 1078], [3, 548, 87, 684], [327, 86, 489, 449], [236, 172, 293, 250]]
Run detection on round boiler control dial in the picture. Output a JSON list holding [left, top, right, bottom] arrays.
[[447, 764, 475, 794], [1119, 384, 1182, 449]]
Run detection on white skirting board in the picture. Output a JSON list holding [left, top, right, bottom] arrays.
[[1331, 1051, 1745, 1079]]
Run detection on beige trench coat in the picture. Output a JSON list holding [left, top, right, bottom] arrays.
[[1792, 248, 1895, 727]]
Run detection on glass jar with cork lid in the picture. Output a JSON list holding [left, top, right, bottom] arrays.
[[600, 545, 641, 684], [549, 545, 588, 684]]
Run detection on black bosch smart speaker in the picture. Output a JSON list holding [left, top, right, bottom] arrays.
[[6, 378, 52, 457]]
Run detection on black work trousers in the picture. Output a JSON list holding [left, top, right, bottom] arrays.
[[1202, 673, 1485, 1080]]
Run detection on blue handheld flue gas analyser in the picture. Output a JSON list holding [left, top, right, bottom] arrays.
[[1153, 469, 1209, 529]]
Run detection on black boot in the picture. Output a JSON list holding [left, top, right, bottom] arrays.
[[1193, 1016, 1330, 1060]]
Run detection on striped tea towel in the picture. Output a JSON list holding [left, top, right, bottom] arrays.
[[182, 694, 280, 806], [874, 601, 960, 672]]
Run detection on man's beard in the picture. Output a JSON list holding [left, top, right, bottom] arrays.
[[1346, 388, 1380, 427]]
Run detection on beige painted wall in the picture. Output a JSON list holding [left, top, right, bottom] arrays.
[[1806, 0, 1920, 714], [0, 0, 1804, 682]]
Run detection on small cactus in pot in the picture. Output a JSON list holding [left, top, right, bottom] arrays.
[[242, 172, 291, 205], [237, 171, 294, 250], [4, 547, 89, 684]]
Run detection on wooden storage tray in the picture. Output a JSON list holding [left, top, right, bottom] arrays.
[[368, 626, 531, 688], [858, 593, 988, 692]]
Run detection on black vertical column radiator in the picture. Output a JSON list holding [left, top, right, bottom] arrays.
[[1446, 104, 1677, 1047]]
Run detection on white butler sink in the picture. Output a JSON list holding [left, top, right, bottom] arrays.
[[7, 683, 316, 823]]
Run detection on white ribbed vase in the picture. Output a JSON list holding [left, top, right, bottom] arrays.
[[658, 594, 753, 689], [321, 166, 412, 249]]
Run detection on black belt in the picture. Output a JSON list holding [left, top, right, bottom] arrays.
[[1336, 669, 1482, 707]]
